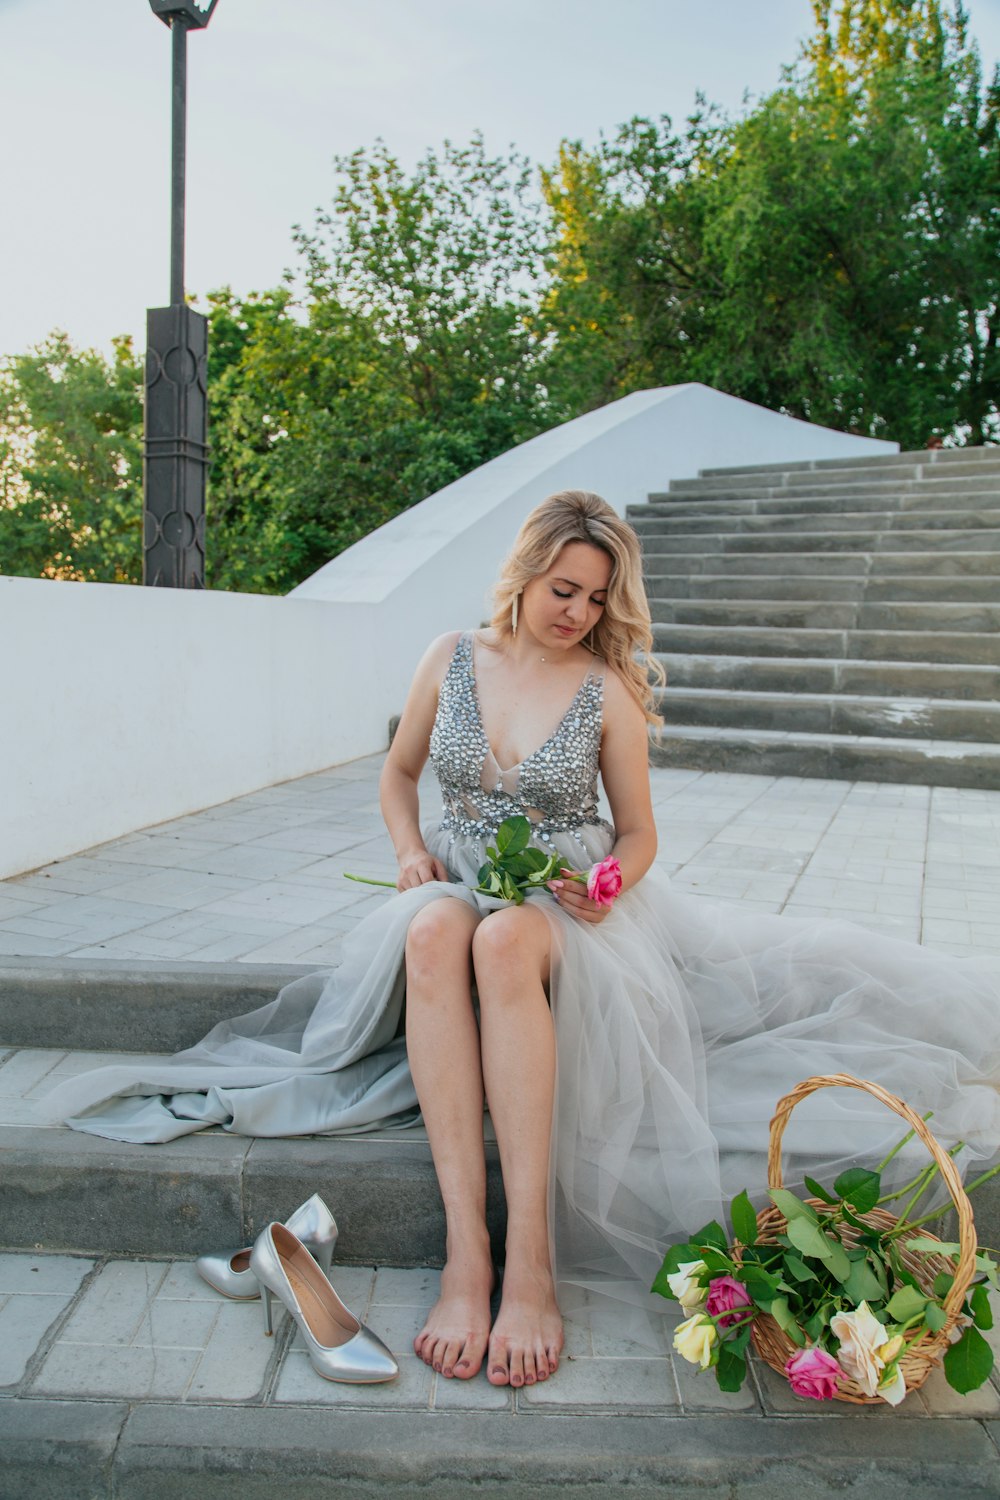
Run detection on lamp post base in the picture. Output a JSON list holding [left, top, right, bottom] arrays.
[[143, 302, 208, 589]]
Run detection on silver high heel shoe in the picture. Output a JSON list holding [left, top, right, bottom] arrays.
[[195, 1193, 338, 1300], [250, 1222, 398, 1384]]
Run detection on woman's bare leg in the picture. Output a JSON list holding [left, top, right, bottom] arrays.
[[405, 899, 494, 1380], [473, 906, 563, 1388]]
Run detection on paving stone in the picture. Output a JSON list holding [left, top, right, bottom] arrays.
[[0, 1293, 79, 1387], [184, 1300, 279, 1402], [33, 1341, 200, 1399], [517, 1355, 678, 1411], [272, 1348, 435, 1408], [0, 1253, 93, 1297], [0, 1397, 127, 1500]]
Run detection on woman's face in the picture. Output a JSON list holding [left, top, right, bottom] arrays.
[[520, 541, 612, 652]]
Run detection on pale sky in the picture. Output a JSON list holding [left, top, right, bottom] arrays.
[[2, 0, 999, 359]]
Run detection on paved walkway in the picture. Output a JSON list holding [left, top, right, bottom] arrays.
[[2, 759, 999, 1494], [3, 757, 1000, 964]]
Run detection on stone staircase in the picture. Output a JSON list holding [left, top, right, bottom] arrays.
[[632, 446, 1000, 786]]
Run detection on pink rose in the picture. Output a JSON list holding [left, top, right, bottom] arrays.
[[705, 1275, 753, 1330], [785, 1346, 841, 1401], [587, 855, 623, 907]]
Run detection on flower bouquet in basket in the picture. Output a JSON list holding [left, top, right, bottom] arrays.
[[653, 1075, 999, 1405]]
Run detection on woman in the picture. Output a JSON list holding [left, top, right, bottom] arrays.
[[49, 491, 1000, 1390], [380, 493, 661, 1387]]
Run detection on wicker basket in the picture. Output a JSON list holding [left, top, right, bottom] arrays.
[[745, 1073, 977, 1404]]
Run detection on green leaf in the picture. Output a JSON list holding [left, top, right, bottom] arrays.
[[842, 1257, 886, 1306], [885, 1285, 928, 1322], [804, 1175, 838, 1205], [783, 1253, 819, 1284], [769, 1189, 820, 1224], [769, 1298, 806, 1347], [832, 1167, 881, 1214], [943, 1324, 994, 1395], [822, 1235, 851, 1283], [730, 1189, 758, 1246], [786, 1217, 836, 1262], [923, 1301, 948, 1332], [970, 1284, 994, 1330], [933, 1271, 955, 1300], [495, 817, 530, 858], [715, 1342, 748, 1392], [691, 1220, 728, 1252]]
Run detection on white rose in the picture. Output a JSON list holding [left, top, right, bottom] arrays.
[[666, 1259, 708, 1313], [830, 1302, 887, 1397]]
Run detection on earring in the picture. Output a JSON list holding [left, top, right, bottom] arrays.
[[511, 592, 519, 636]]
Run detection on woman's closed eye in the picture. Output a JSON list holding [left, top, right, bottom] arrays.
[[553, 588, 606, 606]]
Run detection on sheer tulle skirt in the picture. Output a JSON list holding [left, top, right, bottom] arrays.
[[48, 820, 1000, 1331]]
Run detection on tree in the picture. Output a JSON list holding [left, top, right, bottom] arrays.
[[542, 0, 1000, 446], [0, 333, 143, 582]]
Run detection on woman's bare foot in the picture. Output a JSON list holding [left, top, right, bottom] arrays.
[[413, 1238, 494, 1380], [487, 1257, 563, 1387]]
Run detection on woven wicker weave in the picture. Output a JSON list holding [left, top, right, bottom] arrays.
[[744, 1073, 977, 1404]]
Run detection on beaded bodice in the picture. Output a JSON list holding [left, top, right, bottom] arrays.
[[429, 632, 611, 845]]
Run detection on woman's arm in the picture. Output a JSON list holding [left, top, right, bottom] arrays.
[[379, 633, 460, 890], [552, 671, 657, 924]]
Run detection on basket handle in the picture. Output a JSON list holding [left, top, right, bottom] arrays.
[[768, 1073, 977, 1321]]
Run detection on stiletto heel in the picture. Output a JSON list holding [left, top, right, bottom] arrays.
[[250, 1222, 398, 1384], [196, 1193, 339, 1300], [261, 1282, 274, 1336]]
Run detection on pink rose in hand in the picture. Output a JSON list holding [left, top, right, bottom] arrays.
[[785, 1346, 841, 1401], [587, 855, 623, 907], [705, 1275, 752, 1330]]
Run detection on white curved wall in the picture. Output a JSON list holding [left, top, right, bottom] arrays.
[[0, 384, 896, 878]]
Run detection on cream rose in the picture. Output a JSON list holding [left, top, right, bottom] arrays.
[[673, 1313, 718, 1369], [666, 1259, 708, 1313], [830, 1302, 887, 1397]]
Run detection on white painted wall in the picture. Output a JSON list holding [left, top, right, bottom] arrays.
[[0, 384, 896, 878]]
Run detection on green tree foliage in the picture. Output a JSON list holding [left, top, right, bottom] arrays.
[[542, 0, 1000, 446], [2, 3, 996, 591], [0, 333, 143, 581]]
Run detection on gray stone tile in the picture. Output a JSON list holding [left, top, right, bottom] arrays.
[[272, 1348, 433, 1407], [364, 1303, 425, 1356], [371, 1267, 441, 1306], [33, 1340, 200, 1398], [185, 1300, 276, 1401], [517, 1356, 678, 1411], [432, 1369, 514, 1409], [57, 1261, 166, 1344], [672, 1353, 759, 1411], [0, 1293, 78, 1386], [0, 1253, 93, 1297], [133, 1298, 222, 1349], [918, 1365, 1000, 1416], [0, 1050, 65, 1096]]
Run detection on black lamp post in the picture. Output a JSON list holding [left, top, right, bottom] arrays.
[[143, 0, 221, 588]]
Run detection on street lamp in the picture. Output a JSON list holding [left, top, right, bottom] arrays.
[[143, 0, 221, 589]]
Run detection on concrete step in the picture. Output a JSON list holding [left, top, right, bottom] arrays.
[[641, 489, 1000, 519], [700, 445, 1000, 477], [641, 549, 1000, 577], [662, 470, 1000, 501], [654, 652, 1000, 701], [648, 599, 1000, 633], [642, 573, 1000, 603], [650, 623, 1000, 665], [648, 720, 1000, 790], [633, 526, 1000, 555], [634, 510, 1000, 539], [656, 686, 1000, 743]]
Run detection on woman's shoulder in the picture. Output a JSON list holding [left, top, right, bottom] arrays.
[[599, 661, 648, 726], [412, 630, 470, 684]]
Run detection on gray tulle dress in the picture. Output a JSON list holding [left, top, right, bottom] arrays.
[[49, 631, 1000, 1326]]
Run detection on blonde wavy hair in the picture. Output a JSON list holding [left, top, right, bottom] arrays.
[[489, 490, 664, 726]]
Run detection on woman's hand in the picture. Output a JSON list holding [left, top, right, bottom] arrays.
[[546, 873, 611, 924], [397, 849, 450, 891]]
